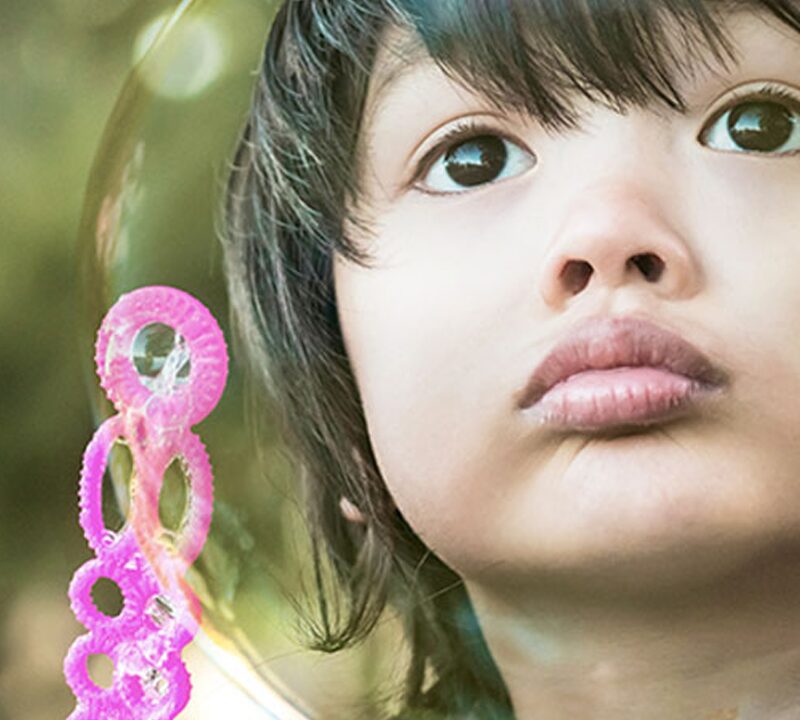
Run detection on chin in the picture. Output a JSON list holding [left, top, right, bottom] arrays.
[[459, 531, 774, 607], [456, 491, 780, 605], [545, 533, 769, 603]]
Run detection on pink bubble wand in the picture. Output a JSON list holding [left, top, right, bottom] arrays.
[[64, 286, 228, 719]]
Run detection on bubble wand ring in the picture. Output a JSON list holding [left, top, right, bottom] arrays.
[[65, 286, 228, 719]]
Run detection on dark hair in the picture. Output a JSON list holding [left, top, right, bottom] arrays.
[[221, 1, 800, 717]]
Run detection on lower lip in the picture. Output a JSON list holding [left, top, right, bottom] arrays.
[[527, 366, 723, 431]]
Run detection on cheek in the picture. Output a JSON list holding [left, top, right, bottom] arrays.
[[333, 224, 535, 553], [688, 161, 800, 417]]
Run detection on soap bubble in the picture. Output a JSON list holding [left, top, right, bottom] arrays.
[[133, 13, 226, 100], [76, 1, 407, 718]]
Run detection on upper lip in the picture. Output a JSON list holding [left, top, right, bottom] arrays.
[[517, 315, 730, 410]]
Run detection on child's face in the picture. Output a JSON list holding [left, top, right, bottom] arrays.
[[334, 9, 800, 598]]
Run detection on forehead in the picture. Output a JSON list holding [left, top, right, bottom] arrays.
[[362, 2, 797, 133], [364, 26, 434, 126]]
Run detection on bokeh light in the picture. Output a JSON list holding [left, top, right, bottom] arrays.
[[134, 12, 227, 100]]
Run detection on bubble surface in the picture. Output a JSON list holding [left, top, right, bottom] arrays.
[[132, 322, 191, 394]]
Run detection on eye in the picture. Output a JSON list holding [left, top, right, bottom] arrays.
[[698, 83, 800, 155], [415, 124, 536, 195]]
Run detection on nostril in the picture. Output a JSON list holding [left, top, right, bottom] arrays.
[[560, 260, 593, 295], [629, 253, 665, 282]]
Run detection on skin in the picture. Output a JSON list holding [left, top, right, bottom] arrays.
[[334, 8, 800, 720]]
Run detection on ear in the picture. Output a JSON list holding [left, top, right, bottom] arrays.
[[339, 496, 366, 524]]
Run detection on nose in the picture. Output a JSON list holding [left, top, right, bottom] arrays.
[[539, 182, 701, 310]]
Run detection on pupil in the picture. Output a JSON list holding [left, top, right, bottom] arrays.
[[728, 101, 793, 152], [445, 135, 507, 187]]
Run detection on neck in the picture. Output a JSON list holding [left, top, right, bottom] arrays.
[[467, 545, 800, 720]]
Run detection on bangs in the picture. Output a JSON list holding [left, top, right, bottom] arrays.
[[389, 0, 800, 130]]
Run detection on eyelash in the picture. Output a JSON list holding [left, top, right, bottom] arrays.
[[409, 82, 800, 193], [409, 118, 523, 189], [714, 81, 800, 114]]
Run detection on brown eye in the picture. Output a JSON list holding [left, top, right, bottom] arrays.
[[727, 101, 793, 151], [420, 131, 536, 194], [699, 90, 800, 154], [444, 135, 507, 187]]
